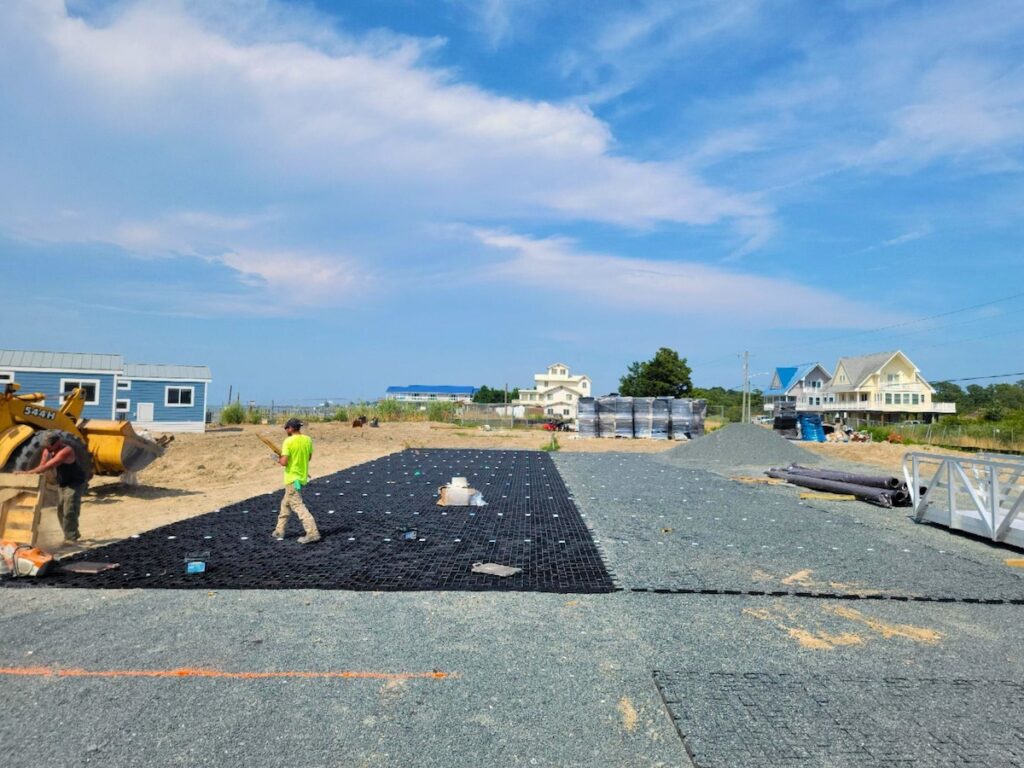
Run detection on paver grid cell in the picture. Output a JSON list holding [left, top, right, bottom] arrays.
[[654, 671, 1024, 768], [554, 452, 1024, 602], [6, 449, 615, 592]]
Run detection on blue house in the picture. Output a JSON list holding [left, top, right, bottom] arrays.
[[763, 363, 832, 414], [384, 385, 478, 403], [0, 350, 212, 433], [120, 363, 213, 433]]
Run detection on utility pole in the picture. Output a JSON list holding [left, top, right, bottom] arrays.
[[741, 351, 750, 423], [505, 383, 511, 429]]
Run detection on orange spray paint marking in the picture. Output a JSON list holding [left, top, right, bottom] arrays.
[[0, 666, 452, 681]]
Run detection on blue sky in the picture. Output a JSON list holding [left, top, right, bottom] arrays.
[[2, 0, 1022, 404]]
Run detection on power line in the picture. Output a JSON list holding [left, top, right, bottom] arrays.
[[931, 372, 1024, 384], [692, 290, 1024, 367], [789, 290, 1024, 351]]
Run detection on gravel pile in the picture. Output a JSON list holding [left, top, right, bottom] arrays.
[[658, 422, 820, 471]]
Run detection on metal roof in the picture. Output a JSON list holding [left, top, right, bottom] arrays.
[[124, 363, 212, 381], [385, 385, 478, 394], [0, 349, 123, 372], [763, 363, 830, 396]]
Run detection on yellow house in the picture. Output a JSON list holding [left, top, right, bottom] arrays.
[[822, 350, 955, 424], [515, 362, 592, 422]]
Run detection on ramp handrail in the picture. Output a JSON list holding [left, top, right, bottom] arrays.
[[902, 451, 1024, 546]]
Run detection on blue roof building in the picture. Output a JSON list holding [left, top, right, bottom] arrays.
[[763, 363, 832, 413], [384, 385, 478, 403]]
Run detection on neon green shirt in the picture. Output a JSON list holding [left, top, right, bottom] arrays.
[[281, 434, 313, 487]]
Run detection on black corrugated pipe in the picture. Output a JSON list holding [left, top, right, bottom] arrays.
[[784, 464, 903, 490], [765, 470, 899, 508]]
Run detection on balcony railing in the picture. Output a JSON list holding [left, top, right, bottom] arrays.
[[793, 401, 956, 413]]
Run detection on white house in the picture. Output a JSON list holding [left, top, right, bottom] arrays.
[[515, 363, 592, 421]]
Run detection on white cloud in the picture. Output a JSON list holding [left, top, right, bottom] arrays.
[[0, 0, 764, 235], [473, 229, 887, 328], [219, 250, 364, 307]]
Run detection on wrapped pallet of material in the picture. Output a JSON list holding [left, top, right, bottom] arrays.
[[633, 397, 654, 439], [615, 396, 635, 438], [577, 397, 598, 438], [597, 396, 617, 438], [690, 398, 707, 437], [651, 397, 671, 440], [671, 398, 693, 439]]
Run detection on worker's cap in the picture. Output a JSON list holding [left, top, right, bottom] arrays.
[[284, 418, 304, 430]]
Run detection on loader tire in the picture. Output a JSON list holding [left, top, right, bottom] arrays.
[[4, 430, 94, 481]]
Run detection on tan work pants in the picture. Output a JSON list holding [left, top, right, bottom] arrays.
[[276, 485, 319, 537]]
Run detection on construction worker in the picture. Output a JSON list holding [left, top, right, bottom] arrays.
[[17, 432, 88, 545], [273, 418, 321, 544]]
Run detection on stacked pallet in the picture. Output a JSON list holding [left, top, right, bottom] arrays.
[[597, 396, 617, 438], [690, 399, 707, 437], [652, 397, 671, 440], [577, 397, 598, 437], [614, 397, 635, 438], [633, 397, 654, 439], [773, 400, 798, 439], [671, 398, 693, 439]]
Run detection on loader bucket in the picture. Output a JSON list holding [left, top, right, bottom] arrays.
[[79, 419, 167, 475]]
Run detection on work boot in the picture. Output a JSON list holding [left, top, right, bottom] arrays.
[[297, 533, 321, 545], [272, 531, 285, 541]]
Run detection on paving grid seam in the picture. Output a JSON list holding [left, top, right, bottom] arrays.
[[629, 586, 1024, 605]]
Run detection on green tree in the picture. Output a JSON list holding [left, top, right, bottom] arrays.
[[472, 385, 519, 404], [930, 381, 964, 407], [619, 347, 693, 397]]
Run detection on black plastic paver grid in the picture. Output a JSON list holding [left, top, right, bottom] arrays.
[[654, 671, 1024, 767], [10, 449, 614, 592]]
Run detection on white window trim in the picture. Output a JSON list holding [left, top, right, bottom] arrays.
[[117, 379, 132, 391], [60, 378, 101, 405], [0, 371, 13, 383], [115, 398, 131, 412], [165, 385, 195, 408]]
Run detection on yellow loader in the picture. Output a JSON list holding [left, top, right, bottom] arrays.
[[0, 382, 169, 479], [0, 382, 170, 545]]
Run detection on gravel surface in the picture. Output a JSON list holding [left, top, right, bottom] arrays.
[[1, 588, 1022, 767], [555, 452, 1024, 600]]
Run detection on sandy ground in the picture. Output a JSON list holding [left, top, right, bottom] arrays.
[[71, 422, 673, 544], [799, 440, 977, 475]]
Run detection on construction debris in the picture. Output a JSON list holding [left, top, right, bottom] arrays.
[[60, 561, 120, 575], [471, 562, 521, 578]]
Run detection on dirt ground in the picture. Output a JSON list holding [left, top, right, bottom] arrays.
[[74, 422, 673, 543], [59, 424, 982, 547], [800, 440, 975, 475]]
